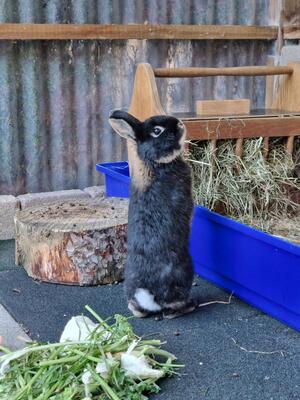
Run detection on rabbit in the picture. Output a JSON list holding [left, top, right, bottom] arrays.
[[109, 110, 195, 319]]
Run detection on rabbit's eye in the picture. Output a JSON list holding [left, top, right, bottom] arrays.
[[151, 126, 164, 138]]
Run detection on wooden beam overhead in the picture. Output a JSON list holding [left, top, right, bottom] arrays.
[[0, 23, 278, 40], [0, 23, 296, 41]]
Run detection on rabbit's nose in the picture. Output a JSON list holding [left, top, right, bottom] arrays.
[[177, 121, 185, 134]]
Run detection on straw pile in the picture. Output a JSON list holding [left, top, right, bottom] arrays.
[[188, 137, 300, 242]]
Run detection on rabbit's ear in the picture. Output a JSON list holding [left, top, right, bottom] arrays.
[[109, 110, 141, 140]]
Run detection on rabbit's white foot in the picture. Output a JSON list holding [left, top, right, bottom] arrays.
[[134, 288, 161, 312], [128, 300, 148, 318]]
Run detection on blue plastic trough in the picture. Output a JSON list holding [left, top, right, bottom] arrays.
[[96, 161, 300, 332]]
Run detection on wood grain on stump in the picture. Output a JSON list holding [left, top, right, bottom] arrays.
[[15, 201, 128, 286]]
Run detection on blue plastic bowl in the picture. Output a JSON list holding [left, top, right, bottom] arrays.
[[96, 162, 130, 198], [96, 161, 300, 331]]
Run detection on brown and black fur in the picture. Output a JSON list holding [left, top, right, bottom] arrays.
[[109, 111, 194, 318]]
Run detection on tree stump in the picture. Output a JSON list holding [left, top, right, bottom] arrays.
[[15, 201, 128, 286]]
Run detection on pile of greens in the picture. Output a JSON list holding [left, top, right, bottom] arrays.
[[0, 306, 181, 400]]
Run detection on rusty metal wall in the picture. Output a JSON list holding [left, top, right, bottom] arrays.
[[0, 0, 272, 195]]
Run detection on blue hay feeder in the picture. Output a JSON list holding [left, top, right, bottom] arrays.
[[96, 161, 300, 332]]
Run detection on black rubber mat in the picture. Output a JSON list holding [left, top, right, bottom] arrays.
[[0, 240, 300, 400]]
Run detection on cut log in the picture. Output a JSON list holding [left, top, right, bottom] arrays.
[[15, 201, 128, 286]]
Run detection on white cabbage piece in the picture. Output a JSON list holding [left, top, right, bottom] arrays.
[[60, 316, 97, 342], [82, 369, 93, 400], [59, 315, 110, 343], [96, 352, 119, 379], [96, 361, 109, 378], [82, 370, 92, 385], [121, 353, 164, 379]]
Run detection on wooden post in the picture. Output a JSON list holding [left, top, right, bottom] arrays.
[[127, 63, 165, 175], [264, 57, 276, 158], [263, 137, 270, 158], [265, 57, 276, 110], [235, 138, 244, 158], [273, 62, 300, 153], [210, 139, 217, 173], [273, 62, 300, 111], [128, 63, 165, 120]]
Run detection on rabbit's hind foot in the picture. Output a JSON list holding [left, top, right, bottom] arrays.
[[163, 300, 196, 319]]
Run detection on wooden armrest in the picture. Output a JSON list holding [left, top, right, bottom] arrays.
[[154, 66, 293, 78]]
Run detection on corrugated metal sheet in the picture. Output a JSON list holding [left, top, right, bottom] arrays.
[[0, 0, 272, 195]]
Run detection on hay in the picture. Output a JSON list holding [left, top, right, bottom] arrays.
[[188, 137, 300, 241]]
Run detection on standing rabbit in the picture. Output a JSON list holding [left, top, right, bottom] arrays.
[[109, 110, 195, 319]]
